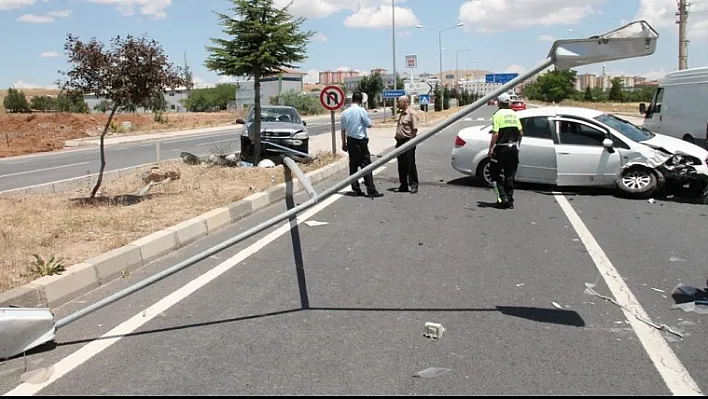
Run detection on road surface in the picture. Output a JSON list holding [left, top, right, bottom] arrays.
[[1, 105, 706, 395], [0, 111, 390, 192]]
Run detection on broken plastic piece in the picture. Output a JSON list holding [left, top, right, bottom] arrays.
[[669, 256, 686, 262], [304, 220, 328, 227], [671, 301, 708, 315], [647, 198, 656, 204], [671, 283, 708, 304], [20, 366, 54, 384], [237, 161, 253, 168], [650, 288, 666, 293], [413, 367, 451, 379], [423, 322, 446, 339], [551, 302, 563, 309]]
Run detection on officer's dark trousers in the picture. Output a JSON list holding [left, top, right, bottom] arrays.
[[489, 145, 519, 203], [347, 136, 377, 193], [395, 137, 419, 189]]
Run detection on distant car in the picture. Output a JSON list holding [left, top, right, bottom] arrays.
[[235, 105, 309, 158], [487, 99, 496, 106], [510, 100, 526, 111], [450, 106, 708, 199]]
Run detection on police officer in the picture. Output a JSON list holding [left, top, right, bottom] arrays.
[[487, 92, 523, 209]]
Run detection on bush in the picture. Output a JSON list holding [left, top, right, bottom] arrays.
[[183, 84, 238, 112], [3, 88, 30, 113], [270, 89, 324, 115]]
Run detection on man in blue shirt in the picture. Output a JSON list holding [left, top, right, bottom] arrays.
[[340, 91, 383, 198]]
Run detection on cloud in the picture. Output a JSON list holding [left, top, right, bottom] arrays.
[[84, 0, 172, 19], [272, 0, 419, 29], [459, 0, 606, 33], [635, 0, 708, 41], [538, 34, 556, 42], [17, 9, 71, 23], [11, 81, 56, 90], [313, 32, 328, 42], [505, 65, 527, 74], [0, 0, 35, 10], [39, 51, 60, 58]]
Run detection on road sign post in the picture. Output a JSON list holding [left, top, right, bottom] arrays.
[[418, 94, 430, 122], [320, 86, 346, 155]]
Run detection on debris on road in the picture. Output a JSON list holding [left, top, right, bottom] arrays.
[[516, 283, 525, 287], [583, 283, 684, 339], [141, 168, 181, 185], [413, 367, 451, 379], [20, 366, 54, 384], [650, 287, 666, 293], [647, 198, 656, 204], [670, 283, 708, 315], [551, 302, 563, 309], [669, 256, 686, 262], [304, 220, 328, 227], [423, 322, 446, 339]]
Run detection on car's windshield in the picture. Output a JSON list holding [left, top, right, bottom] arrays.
[[594, 113, 655, 142], [248, 107, 301, 123]]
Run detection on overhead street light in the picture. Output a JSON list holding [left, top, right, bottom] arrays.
[[416, 22, 465, 87], [455, 47, 474, 87]]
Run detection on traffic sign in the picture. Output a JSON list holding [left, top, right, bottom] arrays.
[[485, 73, 519, 84], [405, 55, 417, 69], [418, 94, 430, 105], [320, 85, 345, 111], [383, 89, 406, 99], [423, 81, 434, 94]]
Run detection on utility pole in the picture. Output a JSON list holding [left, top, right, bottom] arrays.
[[677, 0, 689, 70], [392, 0, 397, 89]]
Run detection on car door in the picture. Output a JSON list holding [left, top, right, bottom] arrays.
[[515, 116, 557, 183], [552, 117, 623, 186]]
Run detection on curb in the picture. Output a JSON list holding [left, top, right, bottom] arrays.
[[0, 160, 179, 197], [0, 157, 351, 309]]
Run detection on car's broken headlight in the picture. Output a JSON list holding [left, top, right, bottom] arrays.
[[668, 154, 701, 166]]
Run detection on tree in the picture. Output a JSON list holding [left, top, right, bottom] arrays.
[[30, 95, 56, 111], [270, 89, 324, 115], [443, 86, 451, 110], [609, 77, 624, 102], [3, 88, 30, 113], [434, 84, 442, 112], [60, 33, 188, 199], [357, 73, 384, 109], [205, 0, 314, 164], [522, 69, 577, 103], [583, 86, 593, 101]]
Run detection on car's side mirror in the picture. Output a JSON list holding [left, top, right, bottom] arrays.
[[639, 103, 647, 114], [603, 138, 614, 148], [235, 118, 245, 125], [302, 120, 307, 126]]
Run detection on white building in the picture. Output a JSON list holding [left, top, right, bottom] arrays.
[[83, 88, 189, 114]]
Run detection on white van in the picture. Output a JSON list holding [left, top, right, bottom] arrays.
[[640, 67, 708, 148]]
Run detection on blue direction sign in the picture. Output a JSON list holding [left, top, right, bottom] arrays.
[[383, 89, 406, 99], [485, 73, 519, 84], [418, 94, 430, 105]]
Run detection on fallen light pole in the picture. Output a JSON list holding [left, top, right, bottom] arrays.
[[0, 20, 660, 360]]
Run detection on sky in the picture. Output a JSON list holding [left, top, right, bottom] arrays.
[[1, 0, 708, 89]]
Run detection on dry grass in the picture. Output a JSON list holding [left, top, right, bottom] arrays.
[[529, 100, 643, 115], [0, 152, 341, 293]]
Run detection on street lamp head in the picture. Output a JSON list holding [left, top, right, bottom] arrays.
[[456, 23, 464, 27], [416, 24, 424, 29]]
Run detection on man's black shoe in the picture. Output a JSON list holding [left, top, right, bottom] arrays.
[[397, 185, 409, 192], [352, 189, 365, 196], [410, 186, 418, 194], [368, 191, 384, 198]]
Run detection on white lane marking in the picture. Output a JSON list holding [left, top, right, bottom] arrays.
[[0, 162, 90, 179], [553, 194, 702, 396], [5, 162, 393, 396]]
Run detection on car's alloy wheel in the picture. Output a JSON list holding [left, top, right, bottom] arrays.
[[621, 170, 652, 190]]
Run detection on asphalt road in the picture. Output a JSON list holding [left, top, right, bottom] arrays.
[[0, 111, 389, 192], [2, 104, 706, 395]]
